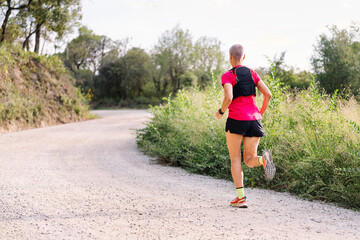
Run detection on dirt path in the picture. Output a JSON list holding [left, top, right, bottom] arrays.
[[0, 110, 359, 240]]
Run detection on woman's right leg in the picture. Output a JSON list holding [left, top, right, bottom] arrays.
[[226, 131, 244, 188]]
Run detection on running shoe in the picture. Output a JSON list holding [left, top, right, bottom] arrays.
[[263, 150, 276, 180], [230, 196, 248, 208]]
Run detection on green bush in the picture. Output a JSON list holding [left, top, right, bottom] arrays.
[[137, 69, 360, 210]]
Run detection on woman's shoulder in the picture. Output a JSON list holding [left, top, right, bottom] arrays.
[[221, 69, 236, 85]]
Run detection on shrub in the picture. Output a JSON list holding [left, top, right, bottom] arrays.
[[137, 69, 360, 210]]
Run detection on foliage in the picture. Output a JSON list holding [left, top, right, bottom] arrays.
[[137, 66, 360, 210], [256, 52, 313, 90], [0, 43, 89, 129], [30, 0, 81, 53], [152, 25, 225, 95], [0, 0, 81, 53], [60, 25, 226, 109], [153, 25, 193, 94], [192, 36, 225, 89], [57, 26, 120, 99], [59, 27, 107, 76], [312, 24, 360, 97], [0, 0, 32, 43], [94, 47, 152, 102]]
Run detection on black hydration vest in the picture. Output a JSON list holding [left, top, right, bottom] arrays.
[[230, 66, 256, 100]]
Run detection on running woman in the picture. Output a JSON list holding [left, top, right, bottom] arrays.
[[215, 44, 276, 208]]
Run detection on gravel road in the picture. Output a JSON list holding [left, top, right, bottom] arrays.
[[0, 110, 359, 240]]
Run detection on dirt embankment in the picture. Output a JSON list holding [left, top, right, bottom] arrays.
[[0, 45, 89, 133]]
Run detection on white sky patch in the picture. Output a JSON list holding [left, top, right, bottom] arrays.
[[211, 0, 232, 6], [80, 0, 360, 70], [342, 0, 353, 8], [257, 35, 293, 47], [131, 0, 161, 9]]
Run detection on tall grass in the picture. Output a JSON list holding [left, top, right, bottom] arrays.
[[137, 67, 360, 210]]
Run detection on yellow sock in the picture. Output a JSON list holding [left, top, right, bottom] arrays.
[[258, 156, 265, 165], [236, 187, 244, 199]]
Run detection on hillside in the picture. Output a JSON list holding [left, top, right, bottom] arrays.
[[0, 44, 89, 133]]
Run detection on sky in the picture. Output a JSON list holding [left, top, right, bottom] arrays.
[[80, 0, 360, 71]]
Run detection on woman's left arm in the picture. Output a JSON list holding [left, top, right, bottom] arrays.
[[256, 80, 272, 116], [215, 83, 233, 120]]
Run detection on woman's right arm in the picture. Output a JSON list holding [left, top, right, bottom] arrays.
[[256, 81, 272, 116], [215, 83, 233, 120]]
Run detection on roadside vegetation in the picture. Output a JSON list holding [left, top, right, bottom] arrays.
[[0, 43, 89, 132], [137, 24, 360, 210], [137, 67, 360, 210]]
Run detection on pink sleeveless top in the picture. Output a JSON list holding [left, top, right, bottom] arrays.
[[221, 65, 262, 121]]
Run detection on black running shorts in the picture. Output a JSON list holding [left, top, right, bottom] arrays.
[[225, 118, 265, 137]]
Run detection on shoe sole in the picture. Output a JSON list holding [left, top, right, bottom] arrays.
[[263, 150, 276, 180], [230, 203, 248, 208]]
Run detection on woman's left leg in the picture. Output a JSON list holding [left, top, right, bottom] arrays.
[[243, 136, 276, 180], [243, 137, 262, 168]]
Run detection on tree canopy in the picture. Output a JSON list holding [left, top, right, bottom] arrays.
[[2, 1, 359, 107], [59, 25, 226, 107], [312, 24, 360, 96], [0, 0, 81, 53]]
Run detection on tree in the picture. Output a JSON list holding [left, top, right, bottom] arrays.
[[0, 0, 32, 43], [1, 0, 81, 52], [95, 47, 151, 101], [122, 47, 151, 99], [1, 18, 22, 43], [153, 25, 193, 93], [192, 36, 225, 89], [152, 26, 225, 94], [312, 24, 360, 95], [59, 25, 226, 107], [60, 27, 92, 74], [59, 26, 120, 92], [61, 27, 103, 73], [17, 0, 81, 53], [150, 50, 171, 95]]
